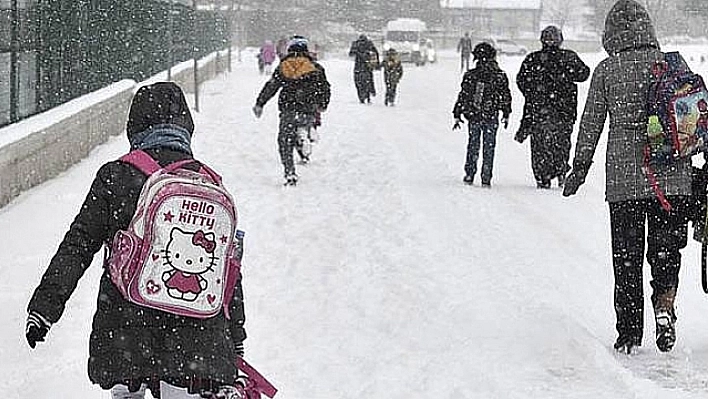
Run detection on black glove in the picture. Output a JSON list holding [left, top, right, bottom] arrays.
[[501, 117, 509, 129], [26, 311, 51, 349], [453, 118, 464, 130], [562, 163, 591, 197], [514, 130, 526, 143]]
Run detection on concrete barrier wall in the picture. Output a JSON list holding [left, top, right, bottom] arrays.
[[0, 50, 231, 208]]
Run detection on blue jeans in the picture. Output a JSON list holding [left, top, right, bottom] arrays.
[[465, 120, 498, 183]]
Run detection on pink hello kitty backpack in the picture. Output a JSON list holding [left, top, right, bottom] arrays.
[[106, 150, 242, 319]]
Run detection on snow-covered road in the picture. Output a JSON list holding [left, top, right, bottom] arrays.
[[3, 46, 708, 398]]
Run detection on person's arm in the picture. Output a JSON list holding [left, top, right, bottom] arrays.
[[572, 64, 607, 169], [255, 69, 284, 108], [516, 56, 533, 96], [316, 66, 331, 111], [27, 164, 114, 324], [498, 72, 512, 121], [564, 51, 591, 83]]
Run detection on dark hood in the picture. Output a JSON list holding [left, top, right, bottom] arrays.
[[602, 0, 659, 55], [126, 82, 194, 140]]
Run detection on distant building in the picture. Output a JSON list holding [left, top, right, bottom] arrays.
[[440, 0, 542, 40]]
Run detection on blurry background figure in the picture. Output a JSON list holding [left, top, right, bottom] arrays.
[[276, 36, 289, 60], [382, 48, 403, 106], [259, 40, 277, 75], [457, 32, 473, 72], [515, 25, 590, 189], [349, 34, 380, 104]]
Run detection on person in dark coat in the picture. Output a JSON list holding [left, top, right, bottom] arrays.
[[453, 42, 512, 187], [382, 48, 403, 106], [253, 35, 331, 185], [349, 34, 380, 104], [516, 25, 590, 189], [563, 0, 692, 355], [457, 32, 473, 72], [25, 82, 247, 398]]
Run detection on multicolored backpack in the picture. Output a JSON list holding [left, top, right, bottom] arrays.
[[106, 150, 242, 319], [644, 52, 708, 211], [645, 52, 708, 163]]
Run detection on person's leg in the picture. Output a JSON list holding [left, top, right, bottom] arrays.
[[647, 196, 688, 351], [609, 199, 647, 352], [546, 122, 572, 186], [480, 121, 499, 185], [354, 71, 367, 103], [278, 114, 297, 178], [530, 128, 553, 187], [368, 71, 376, 97], [111, 383, 147, 399], [464, 123, 482, 180]]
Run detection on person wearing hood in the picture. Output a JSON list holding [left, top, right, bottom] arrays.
[[516, 25, 590, 189], [382, 48, 403, 106], [25, 82, 247, 398], [253, 35, 331, 186], [563, 0, 692, 355], [349, 34, 380, 104], [452, 42, 512, 187]]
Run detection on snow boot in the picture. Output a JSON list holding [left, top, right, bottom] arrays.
[[284, 173, 298, 186], [463, 175, 474, 185], [536, 180, 551, 189], [653, 287, 677, 352], [557, 173, 566, 188], [614, 335, 642, 355]]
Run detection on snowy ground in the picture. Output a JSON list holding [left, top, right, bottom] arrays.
[[3, 45, 708, 398]]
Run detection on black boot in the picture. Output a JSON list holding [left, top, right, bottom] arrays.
[[653, 287, 677, 352]]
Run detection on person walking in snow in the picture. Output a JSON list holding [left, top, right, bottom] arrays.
[[349, 34, 380, 104], [452, 42, 512, 187], [259, 40, 277, 75], [563, 0, 691, 355], [457, 32, 473, 72], [382, 48, 403, 106], [515, 25, 590, 189], [25, 82, 247, 398], [253, 35, 331, 186]]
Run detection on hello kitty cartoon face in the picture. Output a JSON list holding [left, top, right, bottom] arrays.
[[163, 228, 218, 275]]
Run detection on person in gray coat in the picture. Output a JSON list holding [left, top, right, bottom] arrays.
[[563, 0, 692, 354]]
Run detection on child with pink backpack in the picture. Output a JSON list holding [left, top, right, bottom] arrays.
[[25, 82, 275, 399]]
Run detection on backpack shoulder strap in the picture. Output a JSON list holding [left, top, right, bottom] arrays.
[[119, 150, 162, 176]]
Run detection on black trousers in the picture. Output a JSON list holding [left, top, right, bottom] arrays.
[[278, 112, 314, 176], [354, 69, 375, 103], [529, 121, 572, 184], [608, 196, 688, 342]]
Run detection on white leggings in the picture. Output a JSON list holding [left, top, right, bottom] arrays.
[[111, 381, 203, 399]]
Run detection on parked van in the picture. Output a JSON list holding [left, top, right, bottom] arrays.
[[383, 18, 428, 66]]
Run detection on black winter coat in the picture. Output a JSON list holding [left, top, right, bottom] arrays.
[[27, 148, 246, 392], [349, 37, 380, 73], [517, 46, 590, 128], [255, 52, 331, 116], [453, 60, 512, 123]]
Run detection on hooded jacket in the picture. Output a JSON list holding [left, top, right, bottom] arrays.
[[571, 0, 691, 202], [255, 52, 331, 116], [453, 59, 512, 123], [27, 82, 246, 393]]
